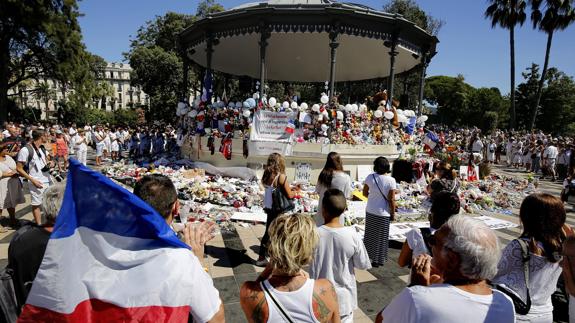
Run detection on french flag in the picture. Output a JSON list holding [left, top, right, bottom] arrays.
[[19, 159, 220, 322], [423, 131, 439, 150]]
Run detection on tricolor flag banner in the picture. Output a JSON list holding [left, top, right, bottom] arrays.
[[19, 159, 220, 322], [422, 131, 439, 150]]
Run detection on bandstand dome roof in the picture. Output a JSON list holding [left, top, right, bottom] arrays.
[[179, 0, 438, 82]]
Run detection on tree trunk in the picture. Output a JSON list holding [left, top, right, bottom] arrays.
[[0, 38, 10, 123], [509, 26, 516, 130], [530, 31, 553, 131]]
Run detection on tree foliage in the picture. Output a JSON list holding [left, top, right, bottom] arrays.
[[196, 0, 225, 18], [383, 0, 445, 35], [126, 12, 198, 122], [0, 0, 87, 122], [425, 75, 508, 131]]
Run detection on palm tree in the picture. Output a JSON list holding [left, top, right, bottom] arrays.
[[528, 0, 575, 130], [485, 0, 527, 130]]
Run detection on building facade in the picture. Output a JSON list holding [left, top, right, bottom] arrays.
[[8, 62, 148, 120]]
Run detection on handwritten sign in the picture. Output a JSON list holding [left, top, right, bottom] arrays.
[[295, 163, 312, 183], [250, 110, 297, 142], [248, 141, 293, 156]]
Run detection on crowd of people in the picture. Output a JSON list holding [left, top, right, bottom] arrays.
[[4, 118, 575, 322]]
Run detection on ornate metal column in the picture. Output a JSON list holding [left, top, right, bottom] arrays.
[[259, 23, 271, 101], [202, 34, 215, 102], [386, 33, 399, 108], [328, 24, 340, 105], [417, 51, 430, 116]]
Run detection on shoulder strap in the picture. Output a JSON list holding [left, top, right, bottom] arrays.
[[516, 239, 532, 302], [260, 281, 296, 323], [372, 174, 390, 203]]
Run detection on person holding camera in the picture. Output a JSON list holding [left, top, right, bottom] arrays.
[[16, 129, 53, 225]]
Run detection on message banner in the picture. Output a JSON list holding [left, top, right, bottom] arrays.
[[294, 163, 312, 183], [250, 110, 297, 142]]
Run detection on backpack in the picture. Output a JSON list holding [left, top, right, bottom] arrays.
[[21, 144, 46, 174], [0, 267, 19, 323]]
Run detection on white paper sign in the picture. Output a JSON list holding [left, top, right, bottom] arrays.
[[295, 163, 312, 183], [459, 165, 480, 181], [343, 201, 367, 219], [387, 215, 518, 241], [248, 141, 293, 156], [250, 110, 296, 142], [357, 165, 373, 183]]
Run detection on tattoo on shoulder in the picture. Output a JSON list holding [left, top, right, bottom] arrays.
[[330, 284, 337, 298], [313, 292, 332, 322], [252, 297, 266, 323], [319, 287, 327, 296]]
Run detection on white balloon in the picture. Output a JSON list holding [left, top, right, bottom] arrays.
[[384, 111, 394, 120], [321, 124, 329, 132], [396, 109, 404, 115], [336, 111, 344, 120], [228, 102, 234, 108], [290, 101, 298, 110], [177, 102, 186, 109], [300, 103, 308, 110], [320, 95, 329, 104], [312, 104, 320, 112], [421, 115, 429, 122], [268, 97, 277, 107], [282, 101, 290, 109], [374, 110, 383, 118], [235, 101, 242, 108], [351, 104, 358, 112], [345, 104, 353, 112], [243, 110, 251, 118], [253, 93, 259, 99], [359, 104, 368, 112]]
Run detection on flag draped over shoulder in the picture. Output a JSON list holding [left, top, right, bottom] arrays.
[[18, 159, 215, 323]]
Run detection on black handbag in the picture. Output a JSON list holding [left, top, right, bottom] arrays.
[[271, 175, 295, 214], [494, 239, 532, 315]]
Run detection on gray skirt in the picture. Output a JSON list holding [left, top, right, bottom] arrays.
[[363, 212, 390, 265]]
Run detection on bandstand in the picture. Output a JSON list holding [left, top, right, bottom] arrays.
[[178, 0, 439, 182]]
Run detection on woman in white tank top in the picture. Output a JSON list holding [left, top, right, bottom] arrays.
[[240, 214, 341, 323]]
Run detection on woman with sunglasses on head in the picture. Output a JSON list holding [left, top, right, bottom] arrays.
[[397, 191, 460, 268]]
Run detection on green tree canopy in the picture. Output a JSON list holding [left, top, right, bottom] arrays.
[[196, 0, 225, 18], [383, 0, 445, 35], [0, 0, 87, 122]]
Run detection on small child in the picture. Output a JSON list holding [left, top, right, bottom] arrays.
[[309, 189, 371, 323]]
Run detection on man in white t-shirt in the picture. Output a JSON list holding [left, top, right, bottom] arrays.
[[309, 189, 371, 323], [376, 216, 515, 323], [542, 141, 559, 181], [133, 174, 225, 322], [16, 129, 53, 224]]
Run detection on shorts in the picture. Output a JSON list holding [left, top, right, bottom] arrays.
[[96, 144, 104, 157], [547, 158, 557, 169], [29, 181, 48, 206]]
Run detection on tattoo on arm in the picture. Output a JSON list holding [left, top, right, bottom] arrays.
[[313, 292, 332, 322], [330, 284, 337, 299], [319, 287, 327, 296]]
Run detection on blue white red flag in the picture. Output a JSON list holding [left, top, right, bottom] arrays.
[[19, 159, 219, 322], [423, 131, 440, 150]]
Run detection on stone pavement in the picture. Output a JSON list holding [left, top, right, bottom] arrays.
[[0, 154, 571, 322]]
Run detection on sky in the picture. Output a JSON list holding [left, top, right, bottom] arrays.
[[78, 0, 575, 95]]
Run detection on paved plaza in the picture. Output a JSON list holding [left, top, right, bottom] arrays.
[[0, 152, 571, 322]]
